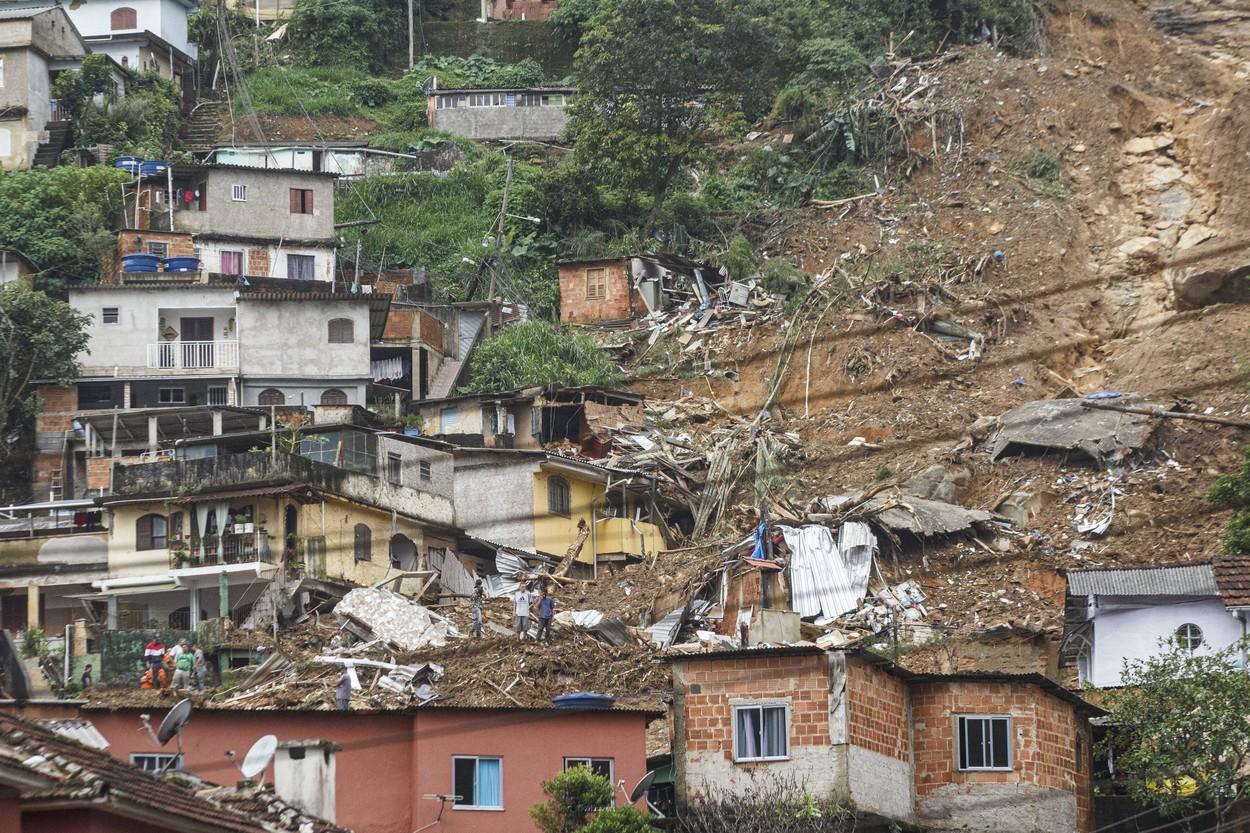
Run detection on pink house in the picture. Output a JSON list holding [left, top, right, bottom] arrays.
[[75, 704, 656, 833]]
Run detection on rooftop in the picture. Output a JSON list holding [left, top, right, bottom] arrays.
[[1066, 561, 1219, 597]]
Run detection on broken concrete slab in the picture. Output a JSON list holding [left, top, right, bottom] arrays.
[[988, 396, 1159, 465], [334, 587, 457, 651], [861, 491, 993, 537], [903, 464, 972, 505], [1163, 239, 1250, 309]]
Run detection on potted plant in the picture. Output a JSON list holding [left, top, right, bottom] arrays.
[[401, 414, 423, 437]]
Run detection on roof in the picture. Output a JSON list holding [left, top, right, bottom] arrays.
[[1213, 556, 1250, 607], [665, 645, 827, 662], [171, 162, 341, 179], [430, 85, 576, 95], [83, 29, 194, 64], [0, 712, 342, 833], [900, 670, 1105, 714], [170, 483, 321, 505], [1066, 562, 1218, 597]]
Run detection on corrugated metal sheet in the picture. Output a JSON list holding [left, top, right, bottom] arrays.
[[783, 523, 876, 622], [1067, 563, 1217, 597], [648, 600, 711, 648], [35, 719, 109, 750]]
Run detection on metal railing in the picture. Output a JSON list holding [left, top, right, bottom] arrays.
[[146, 340, 239, 369], [171, 532, 273, 569]]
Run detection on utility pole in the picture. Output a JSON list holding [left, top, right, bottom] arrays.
[[488, 155, 512, 301], [407, 0, 414, 69]]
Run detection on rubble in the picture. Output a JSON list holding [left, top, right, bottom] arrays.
[[988, 396, 1161, 465], [860, 490, 994, 537], [334, 588, 458, 651]]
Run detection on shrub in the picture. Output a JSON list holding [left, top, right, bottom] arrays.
[[529, 766, 616, 833], [349, 78, 395, 107], [462, 321, 616, 393]]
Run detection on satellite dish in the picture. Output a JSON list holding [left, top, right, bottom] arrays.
[[240, 734, 277, 779], [629, 770, 656, 803], [156, 698, 193, 746]]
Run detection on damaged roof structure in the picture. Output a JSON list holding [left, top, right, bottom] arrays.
[[989, 395, 1162, 465]]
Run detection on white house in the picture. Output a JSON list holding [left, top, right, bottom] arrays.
[[0, 5, 87, 170], [1063, 561, 1250, 687]]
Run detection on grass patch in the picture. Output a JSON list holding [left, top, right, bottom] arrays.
[[1016, 148, 1065, 197]]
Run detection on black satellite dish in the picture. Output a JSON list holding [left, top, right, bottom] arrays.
[[629, 770, 656, 803], [156, 698, 193, 746]]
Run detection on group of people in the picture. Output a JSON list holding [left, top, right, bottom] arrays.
[[141, 636, 207, 691], [466, 579, 558, 641]]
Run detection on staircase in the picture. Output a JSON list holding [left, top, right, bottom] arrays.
[[181, 101, 223, 151], [32, 121, 72, 168], [426, 358, 465, 399]]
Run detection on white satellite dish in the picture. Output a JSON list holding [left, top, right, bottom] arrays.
[[240, 734, 278, 780]]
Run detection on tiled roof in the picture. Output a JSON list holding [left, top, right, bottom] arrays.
[[1066, 562, 1218, 597], [1213, 557, 1250, 607], [0, 713, 348, 832]]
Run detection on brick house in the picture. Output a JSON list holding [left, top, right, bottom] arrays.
[[670, 646, 1100, 833], [558, 256, 642, 324]]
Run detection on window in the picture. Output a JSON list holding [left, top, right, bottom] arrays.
[[387, 452, 402, 485], [101, 306, 120, 325], [130, 753, 181, 772], [207, 386, 227, 406], [1176, 623, 1204, 652], [110, 7, 137, 29], [482, 406, 499, 434], [159, 388, 186, 405], [147, 241, 168, 259], [354, 523, 371, 561], [439, 407, 460, 434], [320, 388, 348, 406], [300, 429, 376, 473], [327, 318, 354, 344], [531, 407, 541, 437], [290, 188, 314, 214], [136, 514, 167, 550], [231, 184, 248, 201], [547, 476, 571, 517], [734, 704, 788, 762], [288, 254, 316, 281], [453, 756, 502, 809], [258, 388, 285, 406], [78, 383, 112, 408], [419, 461, 431, 481], [221, 250, 244, 276], [957, 715, 1012, 771], [1075, 734, 1084, 774], [585, 267, 607, 301], [564, 758, 613, 781]]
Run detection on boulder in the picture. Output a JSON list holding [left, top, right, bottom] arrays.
[[1164, 239, 1250, 310]]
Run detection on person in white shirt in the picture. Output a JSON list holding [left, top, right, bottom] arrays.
[[513, 585, 536, 641]]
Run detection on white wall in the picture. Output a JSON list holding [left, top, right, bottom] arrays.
[[236, 299, 370, 379], [452, 452, 537, 547], [1087, 598, 1245, 686], [238, 381, 368, 407], [197, 239, 336, 282], [63, 0, 196, 58], [81, 40, 142, 72], [158, 0, 195, 57]]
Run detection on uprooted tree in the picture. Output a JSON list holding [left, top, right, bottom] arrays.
[[1102, 637, 1250, 826]]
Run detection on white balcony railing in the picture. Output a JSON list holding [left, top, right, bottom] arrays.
[[146, 340, 239, 370]]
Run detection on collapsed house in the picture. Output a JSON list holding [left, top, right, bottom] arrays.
[[558, 254, 728, 325]]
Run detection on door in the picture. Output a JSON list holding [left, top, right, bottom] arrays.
[[180, 317, 214, 368]]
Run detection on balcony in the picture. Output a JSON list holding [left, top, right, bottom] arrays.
[[146, 340, 239, 370], [170, 532, 274, 570]]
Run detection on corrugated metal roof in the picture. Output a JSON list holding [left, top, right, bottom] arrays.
[[35, 719, 109, 750], [782, 522, 875, 621], [1067, 563, 1217, 597]]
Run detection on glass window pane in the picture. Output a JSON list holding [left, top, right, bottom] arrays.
[[735, 707, 761, 759], [591, 759, 611, 779], [762, 706, 787, 758], [478, 758, 501, 806], [453, 758, 476, 806], [991, 718, 1010, 768], [966, 718, 986, 768], [958, 718, 968, 769]]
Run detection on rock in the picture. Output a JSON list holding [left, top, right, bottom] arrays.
[[1152, 185, 1195, 222], [1163, 238, 1250, 309], [1147, 165, 1185, 189], [1177, 224, 1216, 249], [1070, 143, 1087, 153], [1123, 134, 1175, 154], [903, 464, 972, 505], [1117, 236, 1162, 259]]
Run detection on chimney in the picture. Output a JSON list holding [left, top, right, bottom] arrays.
[[273, 739, 340, 821]]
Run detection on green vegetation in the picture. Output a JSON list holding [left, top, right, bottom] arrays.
[[0, 165, 132, 292], [530, 766, 619, 833], [461, 321, 616, 393], [1016, 147, 1065, 196], [52, 57, 182, 158], [1102, 637, 1250, 826], [1209, 447, 1250, 553]]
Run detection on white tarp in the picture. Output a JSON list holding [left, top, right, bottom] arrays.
[[782, 523, 876, 621]]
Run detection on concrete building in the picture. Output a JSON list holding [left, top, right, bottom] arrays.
[[670, 646, 1100, 833], [1062, 560, 1250, 687], [122, 164, 339, 281], [427, 86, 572, 141], [0, 5, 87, 171], [480, 0, 559, 19], [0, 249, 36, 287], [204, 141, 425, 179]]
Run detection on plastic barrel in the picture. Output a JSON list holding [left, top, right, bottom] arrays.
[[114, 156, 142, 174], [121, 253, 161, 272], [161, 257, 200, 273], [552, 692, 615, 710]]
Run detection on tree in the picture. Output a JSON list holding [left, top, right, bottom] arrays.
[[566, 0, 740, 233], [0, 285, 91, 472], [1209, 447, 1250, 553], [461, 321, 616, 393], [580, 807, 658, 833], [1102, 637, 1250, 826], [50, 54, 117, 123], [530, 766, 616, 833], [0, 165, 132, 292]]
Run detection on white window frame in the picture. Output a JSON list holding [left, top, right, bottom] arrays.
[[419, 460, 431, 481], [231, 183, 248, 202], [956, 714, 1013, 772], [158, 387, 186, 405], [386, 452, 402, 485], [101, 306, 120, 325], [731, 702, 790, 763], [451, 755, 503, 810], [130, 752, 182, 772]]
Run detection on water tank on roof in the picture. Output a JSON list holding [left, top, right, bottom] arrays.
[[121, 253, 160, 273], [114, 156, 142, 174], [139, 161, 168, 177], [552, 692, 615, 710], [162, 257, 200, 273]]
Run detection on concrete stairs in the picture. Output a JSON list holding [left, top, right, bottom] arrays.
[[427, 358, 465, 400], [32, 121, 72, 168], [181, 101, 223, 151]]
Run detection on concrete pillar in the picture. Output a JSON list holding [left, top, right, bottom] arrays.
[[218, 572, 229, 620], [107, 595, 118, 630], [148, 415, 159, 452], [26, 585, 39, 630], [189, 587, 201, 628], [212, 410, 223, 436], [122, 381, 132, 409]]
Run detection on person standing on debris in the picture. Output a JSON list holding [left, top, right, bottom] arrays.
[[172, 645, 194, 690], [470, 579, 485, 639], [80, 664, 92, 689], [514, 583, 536, 641], [192, 643, 206, 691], [535, 587, 555, 642], [170, 638, 188, 667], [336, 668, 352, 711], [143, 635, 165, 685]]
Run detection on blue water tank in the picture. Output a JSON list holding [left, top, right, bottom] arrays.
[[162, 256, 200, 273], [114, 156, 142, 174], [552, 692, 615, 710], [121, 253, 160, 272], [139, 160, 168, 177]]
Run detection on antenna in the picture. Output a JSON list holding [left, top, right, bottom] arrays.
[[154, 698, 192, 776], [239, 734, 277, 784], [628, 770, 656, 804]]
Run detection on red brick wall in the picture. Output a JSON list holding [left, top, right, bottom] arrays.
[[35, 386, 76, 433], [677, 653, 830, 761], [418, 310, 444, 348], [910, 680, 1091, 831], [846, 660, 909, 761], [247, 248, 270, 277], [559, 259, 638, 323], [86, 457, 113, 492]]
